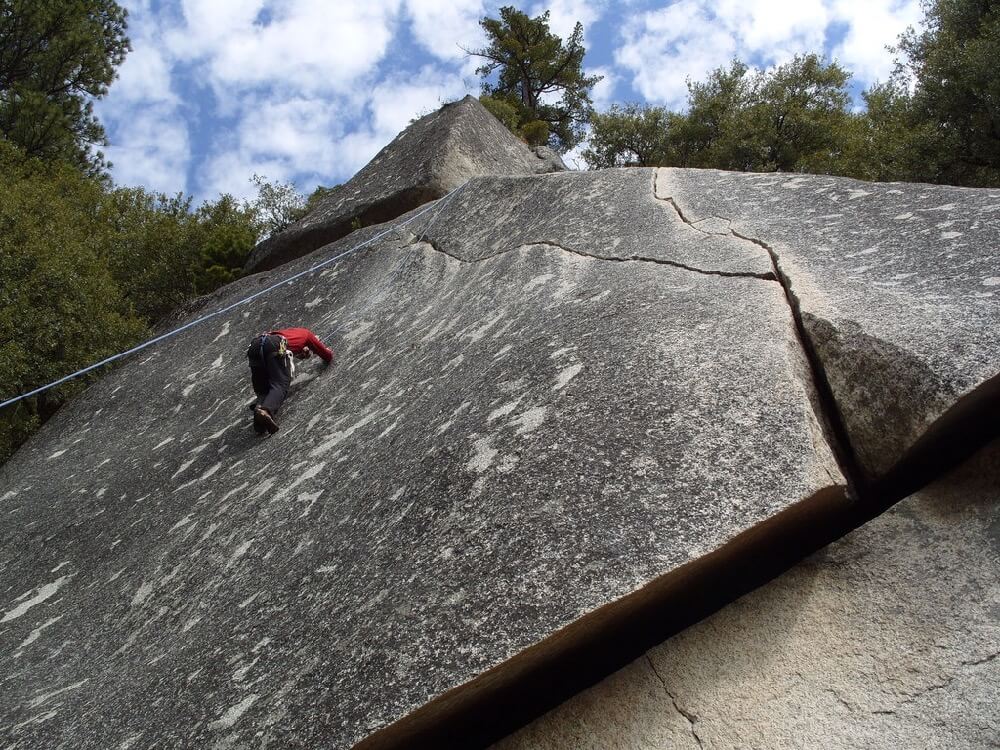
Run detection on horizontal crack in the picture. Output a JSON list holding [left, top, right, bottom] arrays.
[[412, 235, 777, 282]]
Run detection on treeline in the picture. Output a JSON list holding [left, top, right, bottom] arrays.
[[0, 2, 311, 461], [475, 1, 1000, 189], [0, 141, 313, 460]]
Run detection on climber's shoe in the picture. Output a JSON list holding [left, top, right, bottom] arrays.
[[254, 406, 279, 435]]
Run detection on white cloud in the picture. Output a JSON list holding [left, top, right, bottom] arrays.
[[99, 1, 190, 191], [532, 0, 605, 41], [405, 0, 486, 63], [337, 67, 471, 174], [103, 104, 191, 194], [617, 0, 737, 107], [830, 0, 922, 83], [615, 0, 922, 108], [197, 66, 470, 201], [167, 0, 403, 95], [588, 66, 617, 110]]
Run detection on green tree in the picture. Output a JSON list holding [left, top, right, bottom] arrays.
[[102, 188, 199, 322], [747, 54, 853, 173], [670, 59, 753, 169], [583, 103, 675, 167], [191, 194, 261, 294], [0, 140, 145, 460], [470, 6, 602, 151], [248, 173, 305, 237], [890, 0, 1000, 185], [0, 0, 131, 175], [673, 55, 854, 173]]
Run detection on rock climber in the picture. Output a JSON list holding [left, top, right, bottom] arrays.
[[247, 327, 333, 434]]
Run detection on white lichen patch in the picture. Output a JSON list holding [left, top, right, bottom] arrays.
[[181, 616, 201, 633], [48, 449, 67, 460], [983, 277, 1000, 286], [171, 457, 197, 480], [17, 616, 63, 651], [443, 353, 464, 372], [342, 319, 375, 347], [466, 311, 504, 343], [169, 514, 194, 533], [212, 322, 231, 342], [297, 491, 323, 519], [199, 462, 222, 481], [508, 406, 549, 436], [466, 437, 498, 474], [311, 409, 382, 457], [29, 679, 88, 708], [524, 273, 554, 290], [14, 709, 59, 730], [488, 397, 524, 423], [554, 363, 583, 391], [2, 576, 70, 623], [131, 580, 155, 607], [208, 694, 259, 730], [226, 540, 254, 569]]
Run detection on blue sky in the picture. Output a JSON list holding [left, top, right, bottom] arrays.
[[97, 0, 924, 203]]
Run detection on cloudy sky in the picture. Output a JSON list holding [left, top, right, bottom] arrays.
[[98, 0, 924, 202]]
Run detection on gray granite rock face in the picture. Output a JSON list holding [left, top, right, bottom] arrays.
[[658, 168, 1000, 485], [0, 173, 841, 748], [496, 440, 1000, 750], [245, 96, 564, 274]]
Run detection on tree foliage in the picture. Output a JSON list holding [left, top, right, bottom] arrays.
[[579, 2, 1000, 188], [248, 173, 307, 237], [668, 55, 853, 173], [0, 0, 130, 175], [471, 6, 602, 152], [582, 103, 675, 167], [0, 144, 288, 463], [0, 140, 144, 459], [892, 0, 1000, 185]]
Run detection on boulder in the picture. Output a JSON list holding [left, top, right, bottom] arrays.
[[657, 168, 1000, 490], [244, 95, 565, 274], [1, 171, 843, 749], [496, 439, 1000, 750], [2, 162, 998, 750]]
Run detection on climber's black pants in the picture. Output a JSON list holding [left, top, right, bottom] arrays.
[[247, 335, 290, 415]]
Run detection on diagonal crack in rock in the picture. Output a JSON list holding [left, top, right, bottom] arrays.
[[652, 170, 865, 496], [646, 655, 704, 749]]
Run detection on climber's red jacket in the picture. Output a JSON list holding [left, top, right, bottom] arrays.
[[270, 327, 333, 363]]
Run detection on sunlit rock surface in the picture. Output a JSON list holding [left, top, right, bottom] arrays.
[[245, 95, 564, 274], [1, 171, 840, 749], [1, 155, 998, 749], [496, 441, 1000, 750], [659, 168, 1000, 482]]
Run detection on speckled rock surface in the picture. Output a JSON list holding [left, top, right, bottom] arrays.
[[0, 174, 840, 749], [245, 95, 564, 273], [658, 168, 1000, 482], [495, 440, 1000, 750]]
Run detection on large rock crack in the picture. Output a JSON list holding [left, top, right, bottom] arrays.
[[652, 170, 865, 495], [407, 231, 777, 282]]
